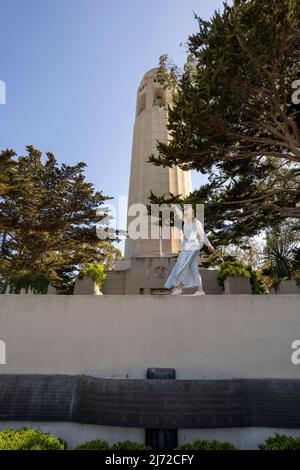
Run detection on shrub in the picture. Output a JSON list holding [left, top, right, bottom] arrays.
[[74, 439, 109, 450], [259, 433, 300, 450], [248, 267, 268, 294], [217, 260, 251, 287], [217, 259, 268, 294], [263, 233, 296, 279], [78, 263, 106, 288], [0, 427, 66, 450], [175, 439, 238, 450], [111, 440, 152, 450], [7, 271, 50, 294]]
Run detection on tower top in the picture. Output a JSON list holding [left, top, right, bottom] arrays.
[[141, 67, 159, 80], [137, 68, 161, 94]]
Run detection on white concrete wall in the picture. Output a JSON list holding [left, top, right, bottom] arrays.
[[0, 421, 300, 449], [0, 294, 299, 379]]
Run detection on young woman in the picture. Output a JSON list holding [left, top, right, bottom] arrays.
[[164, 204, 215, 295]]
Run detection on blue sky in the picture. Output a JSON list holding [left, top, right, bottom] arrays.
[[0, 0, 225, 252]]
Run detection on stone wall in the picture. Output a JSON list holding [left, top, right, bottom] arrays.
[[1, 375, 300, 429], [0, 294, 299, 379], [0, 294, 300, 449], [102, 259, 223, 295]]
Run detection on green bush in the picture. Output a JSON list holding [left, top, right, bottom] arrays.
[[248, 267, 268, 294], [111, 440, 152, 450], [217, 259, 267, 294], [217, 260, 250, 287], [175, 439, 238, 450], [259, 433, 300, 450], [78, 263, 106, 288], [0, 427, 66, 450], [73, 439, 109, 450]]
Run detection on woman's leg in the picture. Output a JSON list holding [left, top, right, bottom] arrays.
[[164, 251, 189, 290], [174, 281, 183, 288], [187, 250, 205, 294], [196, 273, 204, 293]]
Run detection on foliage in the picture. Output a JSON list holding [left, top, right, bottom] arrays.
[[5, 431, 300, 451], [217, 259, 251, 286], [201, 237, 263, 269], [149, 0, 300, 244], [175, 439, 238, 450], [74, 439, 150, 450], [6, 271, 50, 294], [78, 263, 106, 288], [0, 146, 121, 293], [0, 427, 66, 450], [110, 440, 152, 450], [259, 433, 300, 450], [249, 267, 268, 294], [221, 239, 263, 269], [262, 224, 300, 291], [73, 439, 110, 450], [217, 258, 268, 294], [263, 230, 298, 279]]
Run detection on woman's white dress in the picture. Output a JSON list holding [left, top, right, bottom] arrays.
[[164, 216, 210, 289]]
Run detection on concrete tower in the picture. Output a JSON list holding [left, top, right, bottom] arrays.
[[125, 68, 192, 258]]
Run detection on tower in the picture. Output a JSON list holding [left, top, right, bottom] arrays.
[[125, 68, 192, 258], [102, 68, 193, 294]]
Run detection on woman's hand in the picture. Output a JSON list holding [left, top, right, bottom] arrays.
[[207, 243, 215, 253]]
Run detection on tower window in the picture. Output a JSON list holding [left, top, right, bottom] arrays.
[[153, 92, 165, 107], [137, 93, 146, 115]]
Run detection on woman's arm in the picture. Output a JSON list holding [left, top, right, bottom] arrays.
[[195, 219, 214, 251], [171, 203, 184, 220], [170, 204, 184, 243]]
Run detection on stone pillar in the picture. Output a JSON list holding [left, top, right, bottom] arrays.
[[47, 285, 57, 295], [272, 280, 300, 294], [73, 276, 103, 295], [224, 277, 252, 294]]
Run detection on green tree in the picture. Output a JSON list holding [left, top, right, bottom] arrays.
[[0, 146, 120, 293], [150, 0, 300, 244]]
